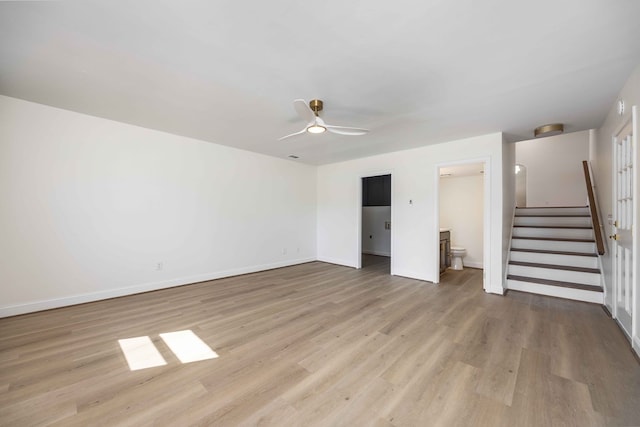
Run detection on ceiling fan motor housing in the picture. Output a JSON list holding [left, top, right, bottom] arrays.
[[309, 99, 323, 115]]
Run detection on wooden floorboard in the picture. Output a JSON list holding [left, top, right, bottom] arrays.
[[1, 256, 639, 426]]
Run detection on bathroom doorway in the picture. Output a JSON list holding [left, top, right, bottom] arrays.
[[436, 160, 489, 289], [360, 174, 392, 274]]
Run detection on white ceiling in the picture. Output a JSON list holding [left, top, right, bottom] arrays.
[[1, 1, 639, 165]]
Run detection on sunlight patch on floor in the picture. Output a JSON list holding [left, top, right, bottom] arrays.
[[118, 336, 167, 371], [118, 330, 218, 371], [159, 330, 219, 363]]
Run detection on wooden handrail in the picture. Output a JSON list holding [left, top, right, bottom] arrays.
[[582, 161, 605, 255]]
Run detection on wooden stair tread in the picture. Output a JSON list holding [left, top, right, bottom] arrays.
[[516, 206, 587, 209], [510, 248, 597, 257], [512, 236, 595, 242], [507, 275, 603, 292], [513, 225, 592, 229], [514, 214, 590, 217], [509, 261, 600, 274]]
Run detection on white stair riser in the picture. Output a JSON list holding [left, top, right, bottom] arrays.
[[509, 251, 599, 269], [508, 265, 600, 286], [514, 216, 592, 227], [512, 227, 594, 240], [507, 280, 603, 304], [515, 207, 589, 216], [511, 239, 596, 253]]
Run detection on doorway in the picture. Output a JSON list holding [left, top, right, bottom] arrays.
[[435, 159, 490, 290], [360, 174, 392, 273], [515, 164, 527, 207]]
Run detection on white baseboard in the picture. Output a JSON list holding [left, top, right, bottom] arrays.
[[463, 261, 484, 269], [0, 257, 316, 318], [392, 269, 432, 283], [633, 336, 640, 359], [316, 256, 358, 268], [362, 250, 391, 257]]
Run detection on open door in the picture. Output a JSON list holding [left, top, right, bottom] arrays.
[[611, 106, 636, 339]]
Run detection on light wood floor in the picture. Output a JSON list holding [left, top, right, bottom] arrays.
[[1, 256, 639, 426]]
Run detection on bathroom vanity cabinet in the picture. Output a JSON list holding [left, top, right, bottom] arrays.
[[439, 230, 451, 274]]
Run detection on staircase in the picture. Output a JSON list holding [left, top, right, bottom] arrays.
[[506, 206, 603, 304]]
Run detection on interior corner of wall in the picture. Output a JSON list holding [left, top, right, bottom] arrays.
[[633, 336, 640, 358]]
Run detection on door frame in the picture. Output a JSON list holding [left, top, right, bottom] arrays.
[[434, 157, 491, 291], [357, 170, 394, 273]]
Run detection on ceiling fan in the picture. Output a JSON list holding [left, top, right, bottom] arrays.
[[278, 99, 369, 141]]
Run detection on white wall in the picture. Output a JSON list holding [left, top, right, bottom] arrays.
[[0, 95, 317, 317], [439, 174, 484, 269], [592, 64, 640, 355], [515, 130, 590, 206], [362, 207, 391, 256], [502, 136, 516, 283], [317, 132, 509, 294]]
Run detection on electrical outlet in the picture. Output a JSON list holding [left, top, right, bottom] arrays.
[[156, 262, 163, 271]]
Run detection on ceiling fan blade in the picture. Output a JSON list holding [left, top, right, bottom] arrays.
[[293, 99, 316, 125], [325, 124, 369, 136], [278, 128, 308, 141]]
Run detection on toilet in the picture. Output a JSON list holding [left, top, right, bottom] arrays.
[[450, 247, 466, 270]]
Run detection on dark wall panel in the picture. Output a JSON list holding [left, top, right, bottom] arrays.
[[362, 174, 391, 206]]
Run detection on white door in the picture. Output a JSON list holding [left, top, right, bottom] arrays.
[[612, 107, 636, 338]]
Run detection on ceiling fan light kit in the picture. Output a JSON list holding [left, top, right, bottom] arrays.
[[278, 99, 369, 141], [307, 124, 326, 134]]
